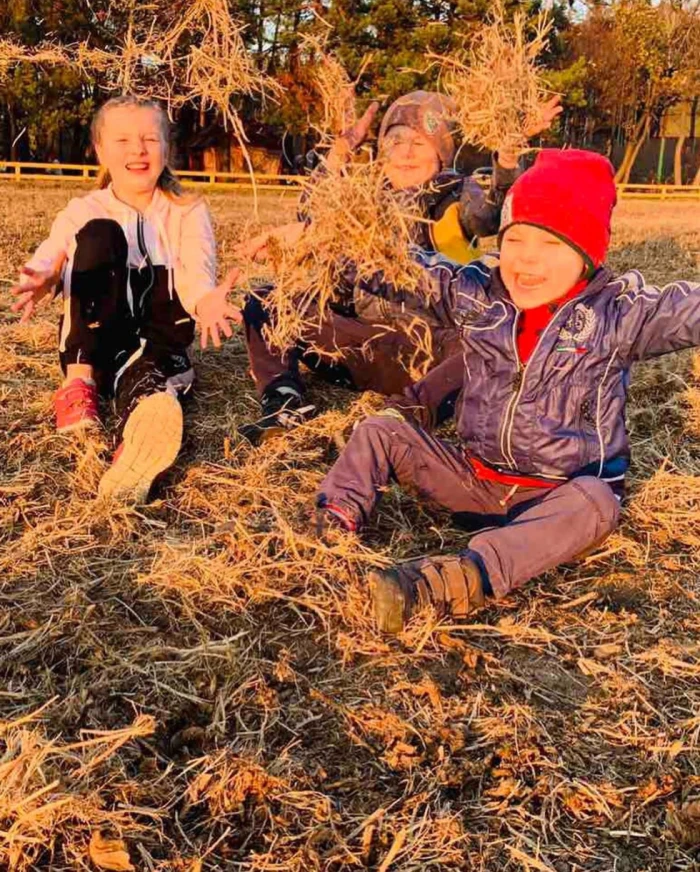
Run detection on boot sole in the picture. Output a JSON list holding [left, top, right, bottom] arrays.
[[369, 568, 407, 635], [99, 392, 183, 504]]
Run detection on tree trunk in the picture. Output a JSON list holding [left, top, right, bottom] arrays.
[[615, 115, 650, 184], [8, 102, 17, 161], [674, 135, 686, 186]]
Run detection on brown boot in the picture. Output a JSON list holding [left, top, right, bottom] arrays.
[[369, 554, 485, 634]]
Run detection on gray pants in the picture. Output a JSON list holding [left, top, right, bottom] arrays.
[[318, 415, 620, 598]]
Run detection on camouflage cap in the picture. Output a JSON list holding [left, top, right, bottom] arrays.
[[378, 91, 457, 168]]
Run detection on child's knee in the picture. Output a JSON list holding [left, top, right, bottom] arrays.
[[570, 476, 620, 534], [360, 412, 414, 439], [74, 219, 128, 270]]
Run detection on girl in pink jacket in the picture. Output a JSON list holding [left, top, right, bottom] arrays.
[[12, 96, 240, 503]]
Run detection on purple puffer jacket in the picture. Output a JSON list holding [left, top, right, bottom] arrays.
[[360, 253, 700, 487]]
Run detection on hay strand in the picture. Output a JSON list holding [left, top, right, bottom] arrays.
[[434, 3, 554, 155]]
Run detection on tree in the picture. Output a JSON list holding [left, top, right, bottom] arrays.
[[0, 0, 98, 160], [571, 0, 700, 183]]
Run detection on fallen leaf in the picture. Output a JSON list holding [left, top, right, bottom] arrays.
[[593, 643, 623, 660], [89, 832, 134, 871]]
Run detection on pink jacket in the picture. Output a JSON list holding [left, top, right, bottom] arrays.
[[24, 185, 217, 316]]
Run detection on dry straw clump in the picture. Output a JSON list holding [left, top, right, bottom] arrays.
[[0, 703, 156, 871], [154, 0, 281, 134], [257, 161, 427, 373], [627, 463, 700, 559], [138, 390, 392, 632], [243, 40, 432, 378], [300, 33, 357, 141], [1, 0, 280, 184], [435, 3, 553, 156], [0, 40, 70, 82]]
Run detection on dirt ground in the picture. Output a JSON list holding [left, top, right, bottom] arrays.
[[1, 181, 699, 872]]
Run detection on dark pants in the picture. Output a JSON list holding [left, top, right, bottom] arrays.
[[242, 290, 461, 398], [59, 219, 195, 430], [318, 415, 620, 598]]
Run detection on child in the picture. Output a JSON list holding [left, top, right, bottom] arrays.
[[11, 95, 239, 503], [316, 148, 700, 633], [237, 91, 561, 444]]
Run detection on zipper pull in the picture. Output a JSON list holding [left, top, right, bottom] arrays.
[[512, 368, 523, 392]]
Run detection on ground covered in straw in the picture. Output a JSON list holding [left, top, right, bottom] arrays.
[[1, 181, 699, 871]]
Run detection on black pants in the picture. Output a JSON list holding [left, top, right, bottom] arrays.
[[59, 219, 195, 430]]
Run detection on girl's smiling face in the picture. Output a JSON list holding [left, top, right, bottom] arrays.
[[94, 105, 167, 204], [500, 223, 586, 310], [381, 124, 441, 190]]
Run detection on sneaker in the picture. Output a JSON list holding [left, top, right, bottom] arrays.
[[55, 378, 100, 433], [370, 554, 485, 634], [238, 386, 316, 446], [98, 391, 183, 504]]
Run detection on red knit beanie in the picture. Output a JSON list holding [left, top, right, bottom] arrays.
[[499, 149, 617, 272]]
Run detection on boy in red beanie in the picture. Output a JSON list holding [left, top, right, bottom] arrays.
[[316, 148, 700, 633]]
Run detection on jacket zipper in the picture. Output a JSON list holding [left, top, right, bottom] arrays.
[[499, 309, 522, 468], [136, 214, 155, 315], [499, 297, 580, 470]]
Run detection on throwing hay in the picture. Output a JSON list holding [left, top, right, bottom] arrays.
[[251, 160, 435, 380], [1, 0, 280, 200], [434, 3, 554, 156], [300, 32, 373, 143]]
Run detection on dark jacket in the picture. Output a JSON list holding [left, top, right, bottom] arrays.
[[412, 163, 518, 251], [361, 253, 700, 486]]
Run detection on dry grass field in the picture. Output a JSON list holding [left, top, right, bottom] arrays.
[[0, 180, 699, 872]]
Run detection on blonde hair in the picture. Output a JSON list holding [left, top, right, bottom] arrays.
[[92, 96, 198, 203]]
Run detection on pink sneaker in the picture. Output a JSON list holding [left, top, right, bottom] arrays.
[[55, 379, 99, 432]]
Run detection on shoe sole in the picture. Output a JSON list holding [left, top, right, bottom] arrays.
[[369, 568, 406, 635], [98, 392, 183, 504]]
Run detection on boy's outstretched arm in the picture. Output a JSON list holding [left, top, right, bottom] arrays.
[[348, 252, 492, 326], [614, 273, 700, 361]]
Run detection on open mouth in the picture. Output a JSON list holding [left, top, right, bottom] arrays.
[[516, 273, 546, 290], [125, 162, 151, 173]]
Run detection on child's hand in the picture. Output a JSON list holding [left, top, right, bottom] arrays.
[[10, 263, 63, 323], [498, 96, 564, 169], [326, 90, 381, 170], [195, 268, 242, 350], [342, 97, 381, 152], [525, 95, 563, 139], [234, 222, 306, 263]]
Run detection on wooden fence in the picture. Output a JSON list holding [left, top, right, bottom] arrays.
[[0, 161, 303, 189], [1, 161, 699, 198]]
